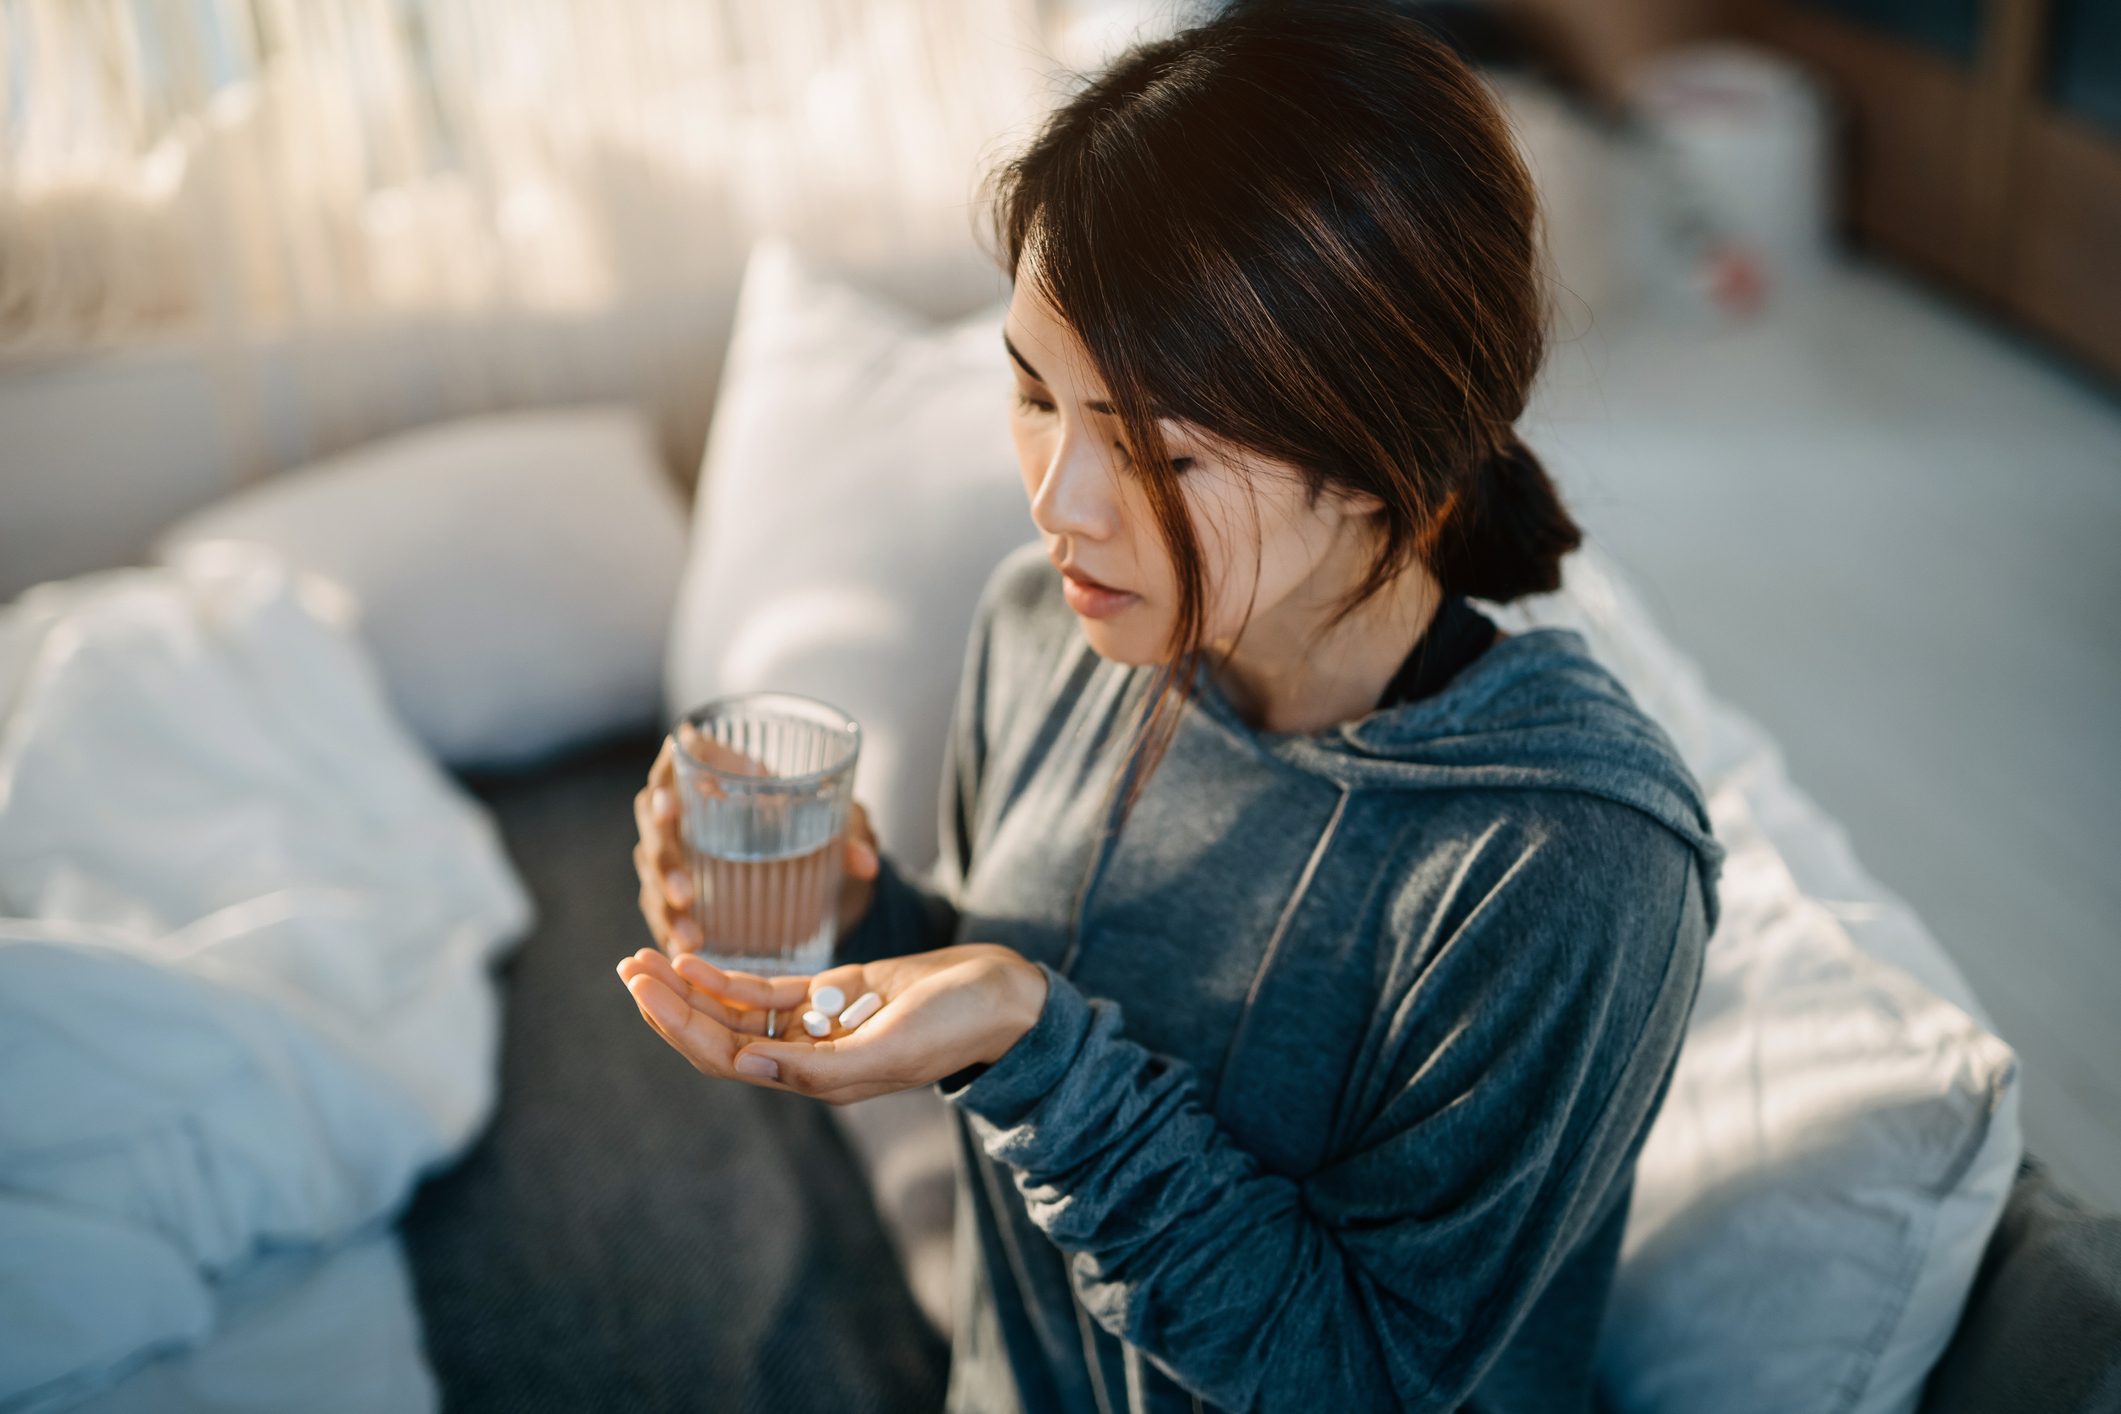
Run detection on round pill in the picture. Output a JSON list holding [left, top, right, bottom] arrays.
[[801, 1009, 832, 1038], [811, 984, 846, 1016], [837, 990, 883, 1029]]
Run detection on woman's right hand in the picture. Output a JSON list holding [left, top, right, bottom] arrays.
[[633, 721, 882, 959]]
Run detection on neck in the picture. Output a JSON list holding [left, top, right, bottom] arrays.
[[1208, 549, 1444, 737]]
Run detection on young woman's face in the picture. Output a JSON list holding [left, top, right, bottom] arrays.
[[1003, 277, 1382, 669]]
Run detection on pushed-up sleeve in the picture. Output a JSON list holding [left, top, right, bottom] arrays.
[[939, 806, 1712, 1412]]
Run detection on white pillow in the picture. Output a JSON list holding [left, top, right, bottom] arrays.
[[664, 236, 1029, 879], [152, 405, 689, 769], [1485, 546, 2022, 1414], [1481, 543, 1998, 1024], [662, 236, 1029, 1333], [1599, 783, 2020, 1414]]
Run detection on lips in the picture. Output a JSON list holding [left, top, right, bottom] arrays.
[[1056, 561, 1127, 594]]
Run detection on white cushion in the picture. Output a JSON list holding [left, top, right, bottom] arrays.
[[1481, 543, 1997, 1023], [151, 405, 688, 769], [1485, 547, 2021, 1414], [664, 236, 1028, 879], [662, 236, 1029, 1334]]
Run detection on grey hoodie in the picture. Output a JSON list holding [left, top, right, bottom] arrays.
[[836, 539, 1726, 1414]]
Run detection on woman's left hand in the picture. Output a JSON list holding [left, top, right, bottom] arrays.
[[615, 942, 1048, 1105]]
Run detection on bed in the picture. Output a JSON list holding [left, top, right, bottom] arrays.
[[5, 84, 2116, 1413]]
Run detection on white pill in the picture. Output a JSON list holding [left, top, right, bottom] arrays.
[[837, 990, 883, 1029], [801, 1009, 833, 1038], [811, 984, 847, 1016]]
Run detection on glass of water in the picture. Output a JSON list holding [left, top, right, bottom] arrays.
[[670, 691, 862, 979]]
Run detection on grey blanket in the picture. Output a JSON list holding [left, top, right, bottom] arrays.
[[400, 728, 947, 1413]]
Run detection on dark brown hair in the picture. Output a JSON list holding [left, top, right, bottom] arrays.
[[978, 0, 1583, 825]]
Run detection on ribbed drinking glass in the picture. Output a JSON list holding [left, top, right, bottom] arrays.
[[669, 691, 862, 977]]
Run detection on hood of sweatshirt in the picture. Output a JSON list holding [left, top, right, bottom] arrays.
[[1177, 625, 1728, 934]]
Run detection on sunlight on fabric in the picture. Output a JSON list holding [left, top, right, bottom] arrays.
[[0, 0, 1056, 352]]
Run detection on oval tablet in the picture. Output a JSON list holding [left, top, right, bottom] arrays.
[[837, 990, 883, 1029]]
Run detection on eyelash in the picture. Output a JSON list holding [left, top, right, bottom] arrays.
[[1013, 391, 1194, 472]]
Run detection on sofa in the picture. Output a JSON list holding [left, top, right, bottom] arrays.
[[395, 723, 2121, 1413], [12, 244, 2109, 1411], [8, 49, 2112, 1413], [390, 234, 2115, 1412]]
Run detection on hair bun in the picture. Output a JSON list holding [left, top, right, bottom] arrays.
[[1433, 434, 1582, 601]]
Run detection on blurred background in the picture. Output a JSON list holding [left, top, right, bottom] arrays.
[[1, 0, 2116, 1369]]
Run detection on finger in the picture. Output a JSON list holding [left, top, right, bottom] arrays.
[[636, 872, 669, 951], [672, 723, 723, 802], [731, 1009, 912, 1099], [617, 949, 775, 1035], [638, 777, 678, 834], [672, 952, 818, 1013], [650, 733, 675, 789], [632, 794, 672, 880], [631, 800, 694, 914], [639, 878, 700, 954], [841, 802, 879, 879], [674, 721, 774, 786], [633, 790, 688, 894], [623, 972, 745, 1077], [676, 720, 759, 770], [635, 856, 701, 952]]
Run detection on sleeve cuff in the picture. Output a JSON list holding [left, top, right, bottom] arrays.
[[836, 849, 955, 966], [936, 960, 1093, 1128]]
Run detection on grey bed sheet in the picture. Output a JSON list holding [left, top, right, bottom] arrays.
[[399, 726, 948, 1413]]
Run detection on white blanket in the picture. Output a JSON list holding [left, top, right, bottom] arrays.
[[0, 543, 534, 1409]]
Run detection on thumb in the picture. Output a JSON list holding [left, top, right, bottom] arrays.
[[732, 1036, 842, 1090], [843, 827, 878, 878]]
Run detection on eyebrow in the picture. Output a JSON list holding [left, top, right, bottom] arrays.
[[1004, 328, 1159, 419]]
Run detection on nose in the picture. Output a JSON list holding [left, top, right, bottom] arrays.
[[1027, 429, 1124, 544]]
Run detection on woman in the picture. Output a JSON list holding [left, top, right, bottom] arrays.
[[617, 2, 1725, 1409]]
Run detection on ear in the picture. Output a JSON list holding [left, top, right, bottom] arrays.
[[1333, 487, 1387, 518]]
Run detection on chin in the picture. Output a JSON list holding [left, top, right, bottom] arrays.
[[1077, 618, 1161, 667]]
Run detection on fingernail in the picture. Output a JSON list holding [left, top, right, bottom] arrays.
[[665, 868, 691, 899], [651, 787, 673, 819], [734, 1051, 779, 1079], [673, 917, 702, 948]]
